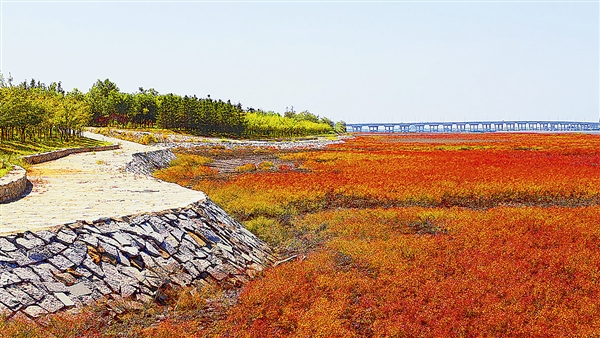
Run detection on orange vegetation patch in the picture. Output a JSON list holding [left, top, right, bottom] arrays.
[[14, 133, 597, 337], [193, 133, 600, 336], [171, 133, 600, 224], [220, 206, 600, 336]]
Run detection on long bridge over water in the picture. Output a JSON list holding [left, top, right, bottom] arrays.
[[346, 121, 600, 133]]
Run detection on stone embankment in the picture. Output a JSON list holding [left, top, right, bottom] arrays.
[[0, 166, 27, 204], [125, 149, 176, 176], [0, 199, 274, 318], [0, 132, 277, 319], [22, 145, 120, 165]]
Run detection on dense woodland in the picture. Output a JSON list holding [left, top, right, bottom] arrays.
[[0, 75, 343, 142]]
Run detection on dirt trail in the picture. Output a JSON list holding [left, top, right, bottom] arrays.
[[0, 132, 205, 234]]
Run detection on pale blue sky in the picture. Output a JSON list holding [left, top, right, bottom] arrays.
[[1, 1, 598, 123]]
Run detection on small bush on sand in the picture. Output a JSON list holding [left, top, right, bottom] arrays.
[[235, 163, 257, 173], [257, 161, 275, 171]]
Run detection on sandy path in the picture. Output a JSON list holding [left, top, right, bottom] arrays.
[[0, 132, 205, 234]]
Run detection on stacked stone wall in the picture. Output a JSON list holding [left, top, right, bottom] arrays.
[[22, 145, 120, 165], [125, 149, 176, 175], [0, 199, 275, 318], [0, 166, 28, 204]]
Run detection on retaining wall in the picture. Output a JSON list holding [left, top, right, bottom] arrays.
[[0, 199, 275, 318], [125, 149, 176, 175], [22, 145, 120, 165], [0, 166, 28, 204]]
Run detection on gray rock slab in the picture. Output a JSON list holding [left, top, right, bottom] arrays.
[[43, 282, 69, 293], [122, 225, 147, 237], [171, 272, 193, 286], [114, 251, 128, 268], [173, 247, 196, 264], [34, 230, 57, 243], [0, 238, 17, 252], [61, 242, 88, 266], [68, 282, 92, 297], [16, 236, 45, 250], [139, 252, 156, 269], [0, 288, 21, 309], [164, 213, 178, 221], [0, 271, 22, 287], [171, 228, 185, 242], [27, 246, 54, 263], [120, 245, 139, 257], [31, 263, 59, 282], [82, 224, 102, 234], [101, 263, 122, 292], [217, 243, 234, 253], [179, 237, 199, 252], [111, 233, 132, 246], [99, 241, 119, 259], [6, 249, 34, 266], [0, 254, 16, 264], [46, 242, 67, 255], [81, 257, 104, 277], [191, 259, 211, 272], [183, 262, 200, 278], [48, 254, 75, 271], [119, 273, 139, 298], [20, 283, 45, 301], [54, 292, 75, 307], [146, 231, 165, 245], [92, 279, 112, 295], [160, 238, 177, 255], [79, 234, 98, 247], [139, 222, 154, 235], [23, 305, 47, 318], [39, 294, 65, 313], [75, 266, 93, 278], [12, 267, 40, 282], [7, 286, 35, 307], [149, 216, 168, 233], [144, 242, 161, 257], [56, 229, 77, 244], [97, 235, 120, 248], [121, 266, 144, 283]]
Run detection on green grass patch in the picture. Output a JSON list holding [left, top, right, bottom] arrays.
[[0, 137, 110, 157], [0, 137, 111, 176], [0, 167, 10, 178]]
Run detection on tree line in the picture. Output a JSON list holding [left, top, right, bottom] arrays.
[[0, 76, 90, 142], [0, 75, 344, 142]]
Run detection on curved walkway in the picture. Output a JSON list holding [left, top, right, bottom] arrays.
[[0, 132, 205, 234]]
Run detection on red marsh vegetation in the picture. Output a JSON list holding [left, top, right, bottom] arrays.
[[4, 133, 599, 337]]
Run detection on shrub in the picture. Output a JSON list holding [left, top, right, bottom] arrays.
[[235, 163, 257, 173], [257, 161, 275, 171], [138, 133, 158, 145], [170, 154, 213, 167]]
